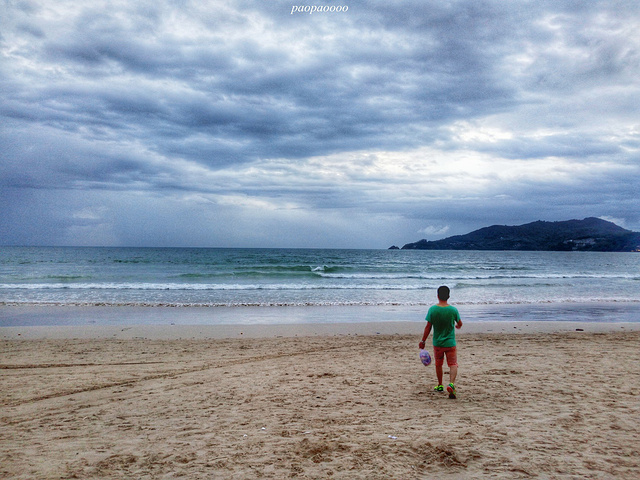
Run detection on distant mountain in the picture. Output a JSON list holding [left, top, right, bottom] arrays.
[[399, 218, 640, 252]]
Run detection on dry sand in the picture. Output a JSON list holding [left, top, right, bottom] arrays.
[[1, 326, 639, 479]]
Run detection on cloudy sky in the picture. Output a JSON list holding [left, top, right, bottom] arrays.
[[1, 0, 639, 248]]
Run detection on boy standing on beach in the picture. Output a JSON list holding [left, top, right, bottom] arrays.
[[419, 286, 463, 399]]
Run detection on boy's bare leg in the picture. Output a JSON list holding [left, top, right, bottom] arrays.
[[449, 365, 458, 385], [436, 365, 444, 385]]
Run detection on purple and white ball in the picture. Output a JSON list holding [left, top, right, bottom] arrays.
[[419, 349, 432, 366]]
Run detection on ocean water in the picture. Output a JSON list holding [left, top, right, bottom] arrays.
[[1, 247, 639, 308]]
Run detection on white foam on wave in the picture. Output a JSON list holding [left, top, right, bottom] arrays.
[[2, 298, 639, 308], [0, 282, 438, 291], [316, 272, 640, 280]]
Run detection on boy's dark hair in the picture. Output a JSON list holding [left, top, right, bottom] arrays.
[[437, 285, 450, 301]]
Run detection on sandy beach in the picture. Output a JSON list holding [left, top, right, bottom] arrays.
[[1, 319, 639, 479]]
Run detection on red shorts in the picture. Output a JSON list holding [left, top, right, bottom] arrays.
[[433, 346, 458, 367]]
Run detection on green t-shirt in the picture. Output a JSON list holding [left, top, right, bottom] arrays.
[[426, 305, 461, 348]]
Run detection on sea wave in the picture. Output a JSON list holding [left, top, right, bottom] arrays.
[[2, 298, 639, 308], [0, 282, 436, 291], [316, 272, 640, 280], [6, 271, 639, 284]]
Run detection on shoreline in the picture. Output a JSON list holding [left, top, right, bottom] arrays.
[[1, 302, 640, 339], [2, 320, 639, 340]]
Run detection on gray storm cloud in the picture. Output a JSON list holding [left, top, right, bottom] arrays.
[[1, 0, 638, 247]]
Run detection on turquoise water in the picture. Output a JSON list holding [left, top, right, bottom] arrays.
[[1, 247, 638, 307]]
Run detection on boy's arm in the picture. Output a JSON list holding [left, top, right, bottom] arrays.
[[456, 318, 463, 329], [418, 322, 432, 349]]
